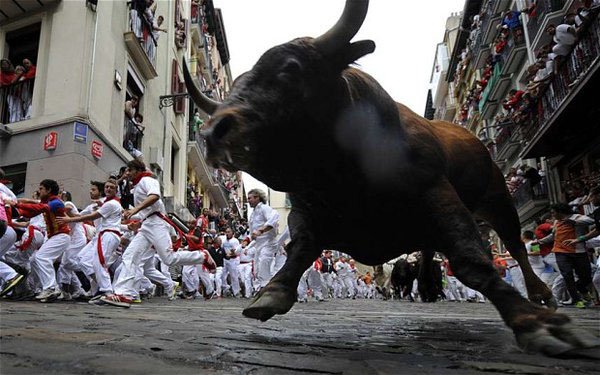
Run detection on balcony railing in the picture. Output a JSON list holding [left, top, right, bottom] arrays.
[[123, 117, 144, 154], [521, 15, 600, 143], [125, 3, 158, 79], [0, 79, 34, 125], [513, 178, 549, 209], [526, 0, 567, 42], [499, 26, 526, 73]]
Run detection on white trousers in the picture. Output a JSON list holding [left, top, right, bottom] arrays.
[[508, 265, 527, 298], [210, 267, 223, 296], [222, 258, 240, 296], [182, 261, 214, 294], [0, 226, 18, 282], [113, 220, 203, 297], [4, 229, 44, 271], [79, 232, 121, 294], [30, 233, 70, 290], [256, 239, 278, 288], [57, 235, 87, 288], [238, 262, 253, 298]]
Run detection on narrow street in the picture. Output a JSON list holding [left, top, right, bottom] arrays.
[[1, 298, 598, 374]]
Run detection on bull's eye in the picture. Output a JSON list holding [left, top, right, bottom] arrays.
[[277, 59, 302, 84]]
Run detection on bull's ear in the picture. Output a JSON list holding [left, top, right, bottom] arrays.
[[340, 39, 376, 65]]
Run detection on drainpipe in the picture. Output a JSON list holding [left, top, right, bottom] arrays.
[[85, 4, 99, 116]]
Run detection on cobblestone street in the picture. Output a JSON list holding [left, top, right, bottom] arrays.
[[1, 298, 598, 374]]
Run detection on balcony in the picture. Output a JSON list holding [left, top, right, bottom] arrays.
[[527, 0, 568, 50], [0, 79, 34, 125], [520, 15, 600, 158], [494, 121, 521, 160], [472, 29, 491, 70], [124, 5, 158, 80], [187, 129, 229, 209], [0, 0, 60, 22], [514, 178, 549, 222], [499, 26, 527, 75], [478, 64, 509, 119], [123, 117, 144, 154], [480, 0, 505, 45]]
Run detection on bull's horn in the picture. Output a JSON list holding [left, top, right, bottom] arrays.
[[183, 59, 220, 115], [314, 0, 369, 54]]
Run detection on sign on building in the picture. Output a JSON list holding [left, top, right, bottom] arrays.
[[91, 140, 103, 159], [44, 132, 58, 150], [73, 122, 88, 143]]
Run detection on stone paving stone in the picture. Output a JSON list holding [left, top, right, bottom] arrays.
[[0, 298, 598, 374]]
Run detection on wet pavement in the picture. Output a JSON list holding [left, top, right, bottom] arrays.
[[0, 297, 598, 374]]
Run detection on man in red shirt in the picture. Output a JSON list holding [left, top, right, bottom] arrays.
[[10, 179, 71, 302], [534, 213, 561, 289]]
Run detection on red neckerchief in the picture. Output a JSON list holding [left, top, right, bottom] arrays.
[[132, 171, 154, 186], [41, 195, 60, 203], [103, 195, 121, 204]]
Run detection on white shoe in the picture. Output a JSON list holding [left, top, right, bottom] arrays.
[[36, 288, 61, 302], [167, 282, 179, 301]]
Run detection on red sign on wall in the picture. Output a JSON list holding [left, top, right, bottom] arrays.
[[44, 132, 58, 150], [91, 140, 103, 159]]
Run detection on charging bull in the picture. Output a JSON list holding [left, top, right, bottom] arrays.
[[184, 0, 599, 357]]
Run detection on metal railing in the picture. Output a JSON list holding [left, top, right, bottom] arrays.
[[128, 3, 158, 67], [123, 117, 144, 153], [521, 15, 600, 143], [526, 0, 567, 42], [499, 26, 526, 67], [513, 177, 549, 209], [0, 79, 34, 124]]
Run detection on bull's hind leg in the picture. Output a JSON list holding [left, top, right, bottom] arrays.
[[473, 168, 555, 309], [417, 250, 440, 302], [242, 208, 320, 322], [424, 181, 599, 357]]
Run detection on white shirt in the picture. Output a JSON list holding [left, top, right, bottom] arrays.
[[335, 260, 351, 277], [65, 201, 86, 243], [222, 236, 241, 257], [81, 199, 105, 228], [30, 213, 46, 231], [0, 183, 17, 201], [239, 241, 256, 263], [134, 176, 166, 222], [96, 199, 123, 233], [525, 241, 544, 268], [249, 202, 280, 240]]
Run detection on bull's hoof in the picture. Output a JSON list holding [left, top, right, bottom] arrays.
[[516, 318, 600, 358], [242, 284, 296, 322], [529, 293, 558, 311]]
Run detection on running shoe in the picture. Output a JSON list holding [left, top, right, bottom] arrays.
[[100, 294, 133, 308], [0, 274, 25, 297]]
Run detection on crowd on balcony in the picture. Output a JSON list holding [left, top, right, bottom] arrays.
[[505, 164, 545, 196], [0, 58, 37, 124], [129, 0, 167, 64]]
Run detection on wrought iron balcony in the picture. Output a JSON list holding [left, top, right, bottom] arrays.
[[0, 78, 34, 125]]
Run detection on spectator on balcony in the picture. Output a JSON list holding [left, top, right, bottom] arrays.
[[546, 23, 577, 57], [502, 89, 525, 112], [22, 59, 36, 80], [0, 59, 15, 87], [130, 0, 147, 41], [125, 95, 139, 120], [6, 65, 26, 123], [146, 15, 166, 64]]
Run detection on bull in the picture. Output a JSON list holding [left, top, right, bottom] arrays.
[[184, 0, 599, 357]]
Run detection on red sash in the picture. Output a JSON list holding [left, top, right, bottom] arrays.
[[97, 229, 121, 268], [16, 225, 43, 251], [148, 211, 187, 252]]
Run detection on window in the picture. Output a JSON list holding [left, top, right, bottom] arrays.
[[0, 23, 40, 124], [123, 69, 145, 155], [1, 163, 27, 198], [171, 144, 179, 184]]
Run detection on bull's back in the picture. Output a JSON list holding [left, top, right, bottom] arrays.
[[395, 103, 495, 210], [428, 119, 496, 210]]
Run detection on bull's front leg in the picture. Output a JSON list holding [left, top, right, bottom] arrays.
[[243, 209, 320, 322], [424, 181, 599, 358]]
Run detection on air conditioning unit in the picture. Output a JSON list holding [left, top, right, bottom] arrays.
[[148, 147, 164, 171]]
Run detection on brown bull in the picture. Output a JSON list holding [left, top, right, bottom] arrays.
[[184, 0, 599, 357]]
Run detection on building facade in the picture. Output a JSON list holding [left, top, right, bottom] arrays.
[[0, 0, 244, 221], [427, 0, 599, 227]]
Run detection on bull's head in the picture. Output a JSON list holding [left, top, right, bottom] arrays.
[[184, 0, 375, 190]]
